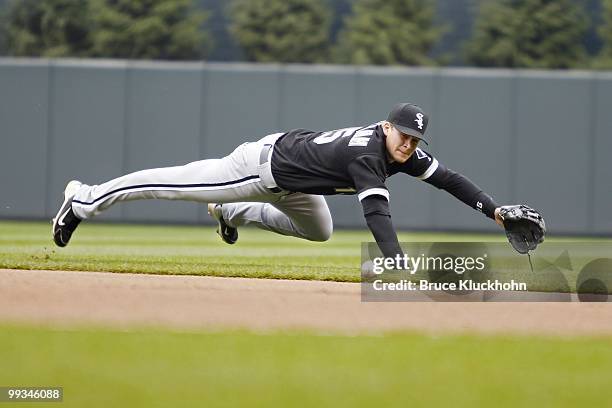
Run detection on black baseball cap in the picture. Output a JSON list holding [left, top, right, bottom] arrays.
[[386, 103, 430, 145]]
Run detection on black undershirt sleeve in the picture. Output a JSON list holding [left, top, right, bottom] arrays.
[[361, 195, 403, 258], [424, 162, 499, 219]]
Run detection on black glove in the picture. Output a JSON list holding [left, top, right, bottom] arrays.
[[498, 205, 546, 254]]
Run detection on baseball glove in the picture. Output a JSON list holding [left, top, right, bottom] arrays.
[[498, 205, 546, 254]]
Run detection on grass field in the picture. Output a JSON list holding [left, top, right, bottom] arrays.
[[2, 220, 612, 407], [1, 220, 610, 291], [2, 323, 612, 408], [0, 220, 511, 282]]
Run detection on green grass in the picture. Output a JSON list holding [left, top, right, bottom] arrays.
[[1, 323, 612, 407], [2, 223, 611, 406], [0, 220, 509, 282], [0, 220, 610, 291]]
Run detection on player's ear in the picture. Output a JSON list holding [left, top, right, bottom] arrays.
[[382, 121, 391, 135]]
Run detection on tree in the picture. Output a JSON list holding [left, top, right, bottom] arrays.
[[229, 0, 332, 63], [333, 0, 443, 66], [1, 0, 91, 57], [88, 0, 211, 60], [465, 0, 588, 69], [595, 0, 612, 68], [0, 6, 7, 55]]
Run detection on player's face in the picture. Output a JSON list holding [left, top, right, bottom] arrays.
[[383, 123, 420, 163]]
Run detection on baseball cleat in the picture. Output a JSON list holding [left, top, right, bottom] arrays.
[[52, 180, 83, 247], [207, 203, 238, 245]]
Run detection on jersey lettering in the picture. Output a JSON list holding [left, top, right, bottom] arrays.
[[313, 127, 360, 144], [348, 129, 374, 147], [313, 123, 379, 146]]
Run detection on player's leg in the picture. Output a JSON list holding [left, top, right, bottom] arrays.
[[220, 193, 333, 242], [52, 140, 277, 247], [70, 160, 245, 219]]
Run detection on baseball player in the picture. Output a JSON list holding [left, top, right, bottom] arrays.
[[52, 103, 545, 258]]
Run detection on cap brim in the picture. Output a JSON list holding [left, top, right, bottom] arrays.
[[393, 124, 429, 145]]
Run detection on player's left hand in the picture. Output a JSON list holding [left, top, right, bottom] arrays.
[[495, 205, 546, 254], [494, 208, 505, 227]]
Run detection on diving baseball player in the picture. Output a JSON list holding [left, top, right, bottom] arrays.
[[52, 103, 545, 258]]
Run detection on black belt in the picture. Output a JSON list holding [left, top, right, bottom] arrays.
[[259, 144, 282, 193]]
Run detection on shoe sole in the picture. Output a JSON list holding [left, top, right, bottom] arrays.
[[207, 204, 238, 245], [52, 180, 80, 247]]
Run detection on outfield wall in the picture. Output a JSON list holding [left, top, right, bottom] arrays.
[[1, 58, 611, 234]]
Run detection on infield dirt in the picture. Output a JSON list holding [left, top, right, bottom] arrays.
[[1, 268, 611, 336]]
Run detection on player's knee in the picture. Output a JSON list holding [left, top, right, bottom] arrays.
[[307, 230, 331, 242], [306, 222, 333, 242]]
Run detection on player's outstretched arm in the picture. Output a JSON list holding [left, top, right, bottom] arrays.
[[421, 162, 546, 253], [426, 165, 546, 254], [361, 195, 404, 259], [424, 162, 499, 220]]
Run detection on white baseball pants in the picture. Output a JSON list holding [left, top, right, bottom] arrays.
[[71, 133, 333, 242]]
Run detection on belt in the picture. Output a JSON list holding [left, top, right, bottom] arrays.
[[258, 144, 283, 193]]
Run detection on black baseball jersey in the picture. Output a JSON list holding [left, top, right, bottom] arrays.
[[270, 123, 439, 202], [270, 122, 498, 259]]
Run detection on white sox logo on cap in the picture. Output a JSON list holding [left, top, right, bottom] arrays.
[[386, 102, 430, 144], [415, 113, 424, 130]]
